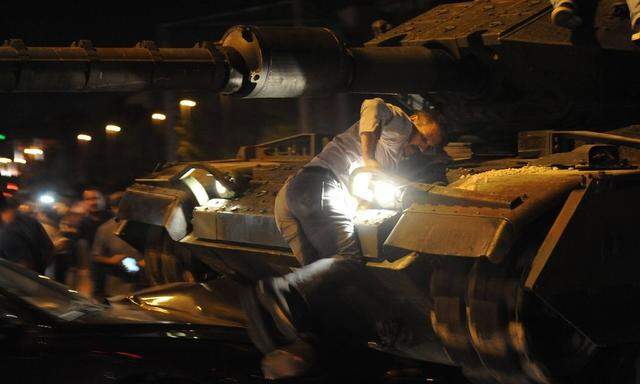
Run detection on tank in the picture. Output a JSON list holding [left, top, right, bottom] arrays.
[[4, 0, 640, 382]]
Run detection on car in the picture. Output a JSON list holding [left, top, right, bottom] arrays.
[[0, 258, 262, 384]]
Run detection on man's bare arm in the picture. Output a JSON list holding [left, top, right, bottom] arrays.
[[361, 131, 381, 168], [359, 98, 393, 168]]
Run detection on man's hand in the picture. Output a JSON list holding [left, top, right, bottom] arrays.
[[363, 159, 381, 169], [94, 253, 127, 266], [110, 254, 128, 265]]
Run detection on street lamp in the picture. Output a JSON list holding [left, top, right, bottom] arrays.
[[105, 124, 122, 133], [24, 147, 44, 156], [179, 99, 196, 107], [77, 134, 92, 142], [151, 113, 167, 121]]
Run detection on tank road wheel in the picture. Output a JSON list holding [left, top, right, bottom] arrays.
[[143, 227, 195, 285]]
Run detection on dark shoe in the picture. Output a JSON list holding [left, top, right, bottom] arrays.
[[551, 3, 583, 30], [261, 339, 316, 380]]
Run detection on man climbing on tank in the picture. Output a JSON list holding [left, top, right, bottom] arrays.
[[550, 0, 640, 44], [241, 98, 447, 380]]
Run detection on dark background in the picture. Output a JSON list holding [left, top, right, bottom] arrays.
[[0, 0, 439, 198]]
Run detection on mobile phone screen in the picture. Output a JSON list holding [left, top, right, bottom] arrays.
[[122, 257, 140, 273]]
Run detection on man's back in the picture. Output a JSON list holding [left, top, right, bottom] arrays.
[[306, 98, 413, 187], [0, 213, 53, 273], [92, 218, 141, 260], [78, 210, 113, 246]]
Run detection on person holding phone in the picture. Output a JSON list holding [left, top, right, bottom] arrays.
[[90, 192, 144, 299]]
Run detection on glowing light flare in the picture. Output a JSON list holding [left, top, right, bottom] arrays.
[[179, 99, 196, 107], [373, 180, 400, 208], [39, 194, 55, 204], [142, 296, 173, 306], [105, 124, 121, 133], [323, 181, 358, 219], [24, 147, 44, 156], [77, 134, 92, 142], [13, 158, 26, 164], [151, 113, 166, 121], [0, 157, 12, 164], [351, 172, 374, 202]]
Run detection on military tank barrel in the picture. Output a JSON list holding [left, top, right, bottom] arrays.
[[0, 39, 232, 92], [0, 26, 471, 96]]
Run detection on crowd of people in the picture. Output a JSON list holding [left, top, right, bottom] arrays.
[[0, 187, 146, 300]]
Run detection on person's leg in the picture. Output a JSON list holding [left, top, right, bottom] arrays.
[[257, 256, 393, 379], [54, 253, 69, 283], [274, 178, 318, 265], [286, 170, 360, 261], [247, 169, 361, 378], [74, 239, 93, 296], [92, 261, 108, 299], [550, 0, 583, 29]]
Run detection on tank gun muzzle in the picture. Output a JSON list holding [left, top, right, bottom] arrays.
[[0, 26, 471, 96]]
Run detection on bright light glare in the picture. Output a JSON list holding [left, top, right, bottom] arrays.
[[105, 124, 121, 133], [151, 113, 167, 121], [324, 181, 358, 219], [122, 257, 140, 273], [39, 194, 55, 205], [0, 157, 11, 164], [24, 147, 44, 156], [77, 134, 92, 142], [143, 296, 173, 306], [214, 180, 235, 199], [13, 158, 26, 164], [179, 99, 197, 107], [351, 172, 374, 202], [180, 169, 209, 205], [373, 180, 400, 208]]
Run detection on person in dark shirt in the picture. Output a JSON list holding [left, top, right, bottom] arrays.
[[74, 188, 113, 295], [91, 192, 144, 299], [0, 196, 53, 273], [78, 187, 113, 246]]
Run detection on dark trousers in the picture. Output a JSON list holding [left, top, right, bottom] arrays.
[[274, 167, 361, 265]]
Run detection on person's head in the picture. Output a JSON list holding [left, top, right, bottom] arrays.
[[82, 188, 106, 214], [0, 195, 19, 224], [406, 110, 446, 155]]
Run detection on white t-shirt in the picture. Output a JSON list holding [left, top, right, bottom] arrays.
[[306, 98, 414, 187]]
